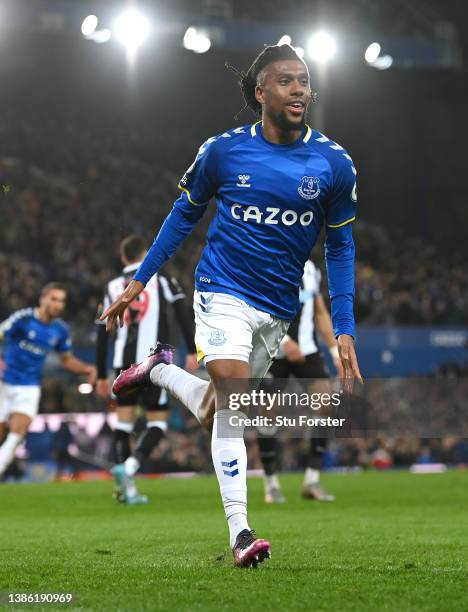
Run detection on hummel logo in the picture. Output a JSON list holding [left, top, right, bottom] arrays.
[[222, 458, 239, 477], [236, 174, 251, 188]]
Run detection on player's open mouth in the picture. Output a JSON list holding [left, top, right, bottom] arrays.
[[286, 102, 304, 115]]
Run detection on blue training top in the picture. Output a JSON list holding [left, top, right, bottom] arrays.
[[135, 122, 357, 337]]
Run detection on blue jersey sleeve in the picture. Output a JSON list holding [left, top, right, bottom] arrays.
[[0, 317, 20, 340], [177, 137, 218, 205], [0, 311, 28, 341], [56, 325, 72, 353], [324, 158, 357, 337], [134, 138, 218, 286], [325, 157, 357, 229]]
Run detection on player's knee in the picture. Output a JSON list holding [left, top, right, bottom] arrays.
[[207, 359, 250, 382], [9, 414, 31, 438]]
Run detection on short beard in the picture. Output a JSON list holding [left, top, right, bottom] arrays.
[[267, 108, 307, 132]]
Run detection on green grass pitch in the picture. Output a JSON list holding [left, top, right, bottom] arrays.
[[0, 471, 467, 611]]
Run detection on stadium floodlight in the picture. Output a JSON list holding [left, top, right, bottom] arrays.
[[81, 15, 98, 37], [294, 46, 305, 59], [183, 27, 211, 54], [81, 14, 112, 45], [91, 29, 112, 44], [373, 55, 393, 70], [113, 9, 150, 54], [277, 35, 292, 46], [307, 31, 336, 63], [365, 42, 381, 64]]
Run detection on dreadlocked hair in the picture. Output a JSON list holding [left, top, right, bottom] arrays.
[[226, 44, 306, 119]]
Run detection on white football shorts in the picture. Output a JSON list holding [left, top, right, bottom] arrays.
[[194, 291, 290, 380], [0, 382, 41, 422]]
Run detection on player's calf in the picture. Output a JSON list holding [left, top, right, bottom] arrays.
[[0, 431, 23, 476], [0, 413, 31, 477]]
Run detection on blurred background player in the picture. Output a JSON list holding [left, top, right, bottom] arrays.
[[96, 235, 197, 504], [0, 283, 97, 478], [258, 259, 344, 504]]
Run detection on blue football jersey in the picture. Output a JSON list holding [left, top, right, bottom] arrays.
[[135, 122, 357, 334], [0, 308, 72, 385]]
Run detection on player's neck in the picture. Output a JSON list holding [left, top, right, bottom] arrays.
[[261, 118, 303, 145], [36, 307, 52, 324]]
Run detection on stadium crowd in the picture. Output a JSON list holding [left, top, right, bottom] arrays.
[[1, 110, 466, 479], [1, 114, 467, 331]]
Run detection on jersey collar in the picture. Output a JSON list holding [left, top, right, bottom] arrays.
[[123, 262, 142, 273], [250, 121, 313, 147]]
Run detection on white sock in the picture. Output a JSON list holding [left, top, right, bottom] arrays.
[[263, 473, 281, 491], [211, 410, 250, 548], [124, 456, 140, 477], [125, 477, 138, 497], [304, 467, 320, 486], [0, 432, 23, 475], [115, 421, 133, 434], [150, 364, 208, 422], [146, 420, 167, 431]]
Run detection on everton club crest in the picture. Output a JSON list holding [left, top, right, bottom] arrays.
[[208, 329, 227, 346], [298, 176, 321, 200]]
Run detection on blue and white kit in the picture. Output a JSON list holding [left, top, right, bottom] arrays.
[[0, 308, 71, 419], [134, 122, 357, 371]]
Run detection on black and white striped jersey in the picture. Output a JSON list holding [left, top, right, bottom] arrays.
[[96, 262, 195, 376], [279, 260, 322, 357]]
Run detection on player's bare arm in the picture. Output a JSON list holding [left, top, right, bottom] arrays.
[[95, 378, 110, 398], [280, 335, 305, 363], [184, 353, 199, 372], [60, 352, 97, 385]]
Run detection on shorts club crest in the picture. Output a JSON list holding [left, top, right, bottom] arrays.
[[208, 330, 227, 346]]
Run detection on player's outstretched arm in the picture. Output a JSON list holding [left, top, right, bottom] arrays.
[[325, 225, 363, 391], [100, 279, 144, 331], [280, 336, 306, 363], [324, 153, 362, 390], [60, 352, 97, 385], [101, 138, 217, 332]]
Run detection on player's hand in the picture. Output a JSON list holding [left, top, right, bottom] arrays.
[[96, 378, 110, 399], [185, 353, 199, 373], [86, 365, 98, 387], [100, 280, 144, 331], [333, 356, 345, 380], [337, 334, 363, 394], [282, 339, 305, 363]]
